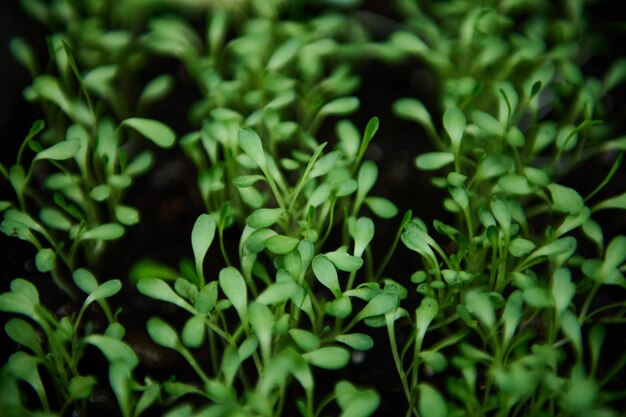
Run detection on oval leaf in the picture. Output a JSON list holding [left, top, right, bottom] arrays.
[[123, 118, 175, 148]]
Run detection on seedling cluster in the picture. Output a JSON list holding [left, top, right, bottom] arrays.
[[2, 1, 625, 417]]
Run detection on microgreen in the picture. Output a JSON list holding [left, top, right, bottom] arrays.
[[2, 1, 625, 416]]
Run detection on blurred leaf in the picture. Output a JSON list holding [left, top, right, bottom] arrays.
[[73, 268, 99, 294], [5, 318, 42, 355], [303, 347, 350, 370], [81, 223, 124, 241], [418, 384, 447, 417], [34, 137, 80, 161], [115, 205, 140, 226], [139, 75, 174, 107], [319, 97, 359, 117], [443, 107, 465, 148], [289, 329, 321, 352], [365, 197, 398, 218], [123, 118, 176, 149], [415, 152, 455, 171], [69, 375, 97, 400], [147, 317, 180, 349], [35, 248, 55, 273], [182, 315, 205, 348]]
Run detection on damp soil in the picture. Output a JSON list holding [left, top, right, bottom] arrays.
[[2, 1, 626, 416]]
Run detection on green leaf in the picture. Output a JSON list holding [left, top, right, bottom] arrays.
[[137, 278, 194, 313], [415, 152, 455, 171], [191, 214, 216, 279], [256, 281, 299, 305], [592, 191, 626, 211], [84, 65, 117, 96], [362, 117, 380, 148], [134, 380, 161, 417], [364, 197, 398, 218], [357, 161, 377, 198], [35, 248, 55, 272], [219, 267, 247, 321], [326, 251, 363, 272], [123, 118, 176, 148], [85, 280, 122, 306], [393, 98, 434, 131], [289, 329, 321, 352], [238, 127, 266, 168], [334, 333, 374, 351], [552, 268, 575, 316], [109, 361, 132, 417], [548, 183, 584, 214], [472, 110, 504, 136], [267, 38, 300, 71], [115, 205, 140, 226], [498, 174, 533, 195], [81, 223, 124, 241], [39, 207, 72, 231], [336, 381, 380, 417], [248, 302, 274, 364], [69, 375, 97, 400], [310, 151, 341, 178], [319, 97, 360, 117], [605, 235, 626, 267], [352, 217, 374, 257], [246, 208, 284, 229], [73, 268, 99, 294], [34, 137, 80, 161], [6, 352, 45, 405], [502, 291, 523, 346], [529, 236, 577, 260], [325, 296, 352, 318], [355, 293, 398, 322], [84, 335, 139, 367], [415, 298, 438, 343], [523, 287, 554, 308], [491, 194, 511, 232], [466, 290, 495, 329], [5, 318, 42, 355], [182, 315, 205, 348], [312, 255, 341, 297], [419, 351, 448, 373], [418, 384, 448, 417], [139, 74, 173, 106], [303, 346, 350, 370], [265, 235, 300, 255], [10, 37, 38, 75], [443, 107, 465, 148], [245, 228, 277, 253], [509, 238, 536, 257], [147, 317, 180, 349], [561, 310, 582, 353]]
